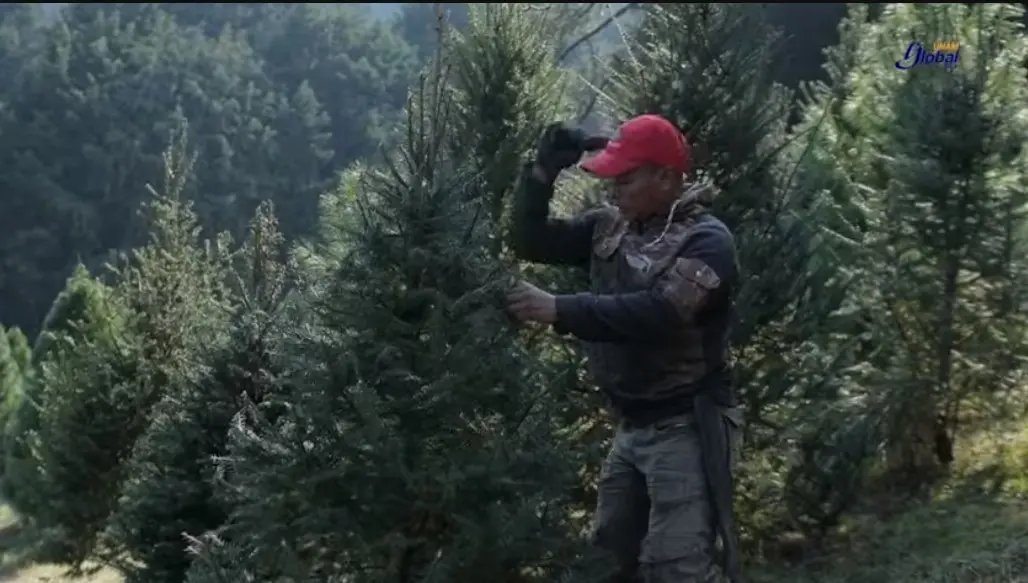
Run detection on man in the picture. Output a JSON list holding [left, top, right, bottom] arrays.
[[506, 114, 742, 583]]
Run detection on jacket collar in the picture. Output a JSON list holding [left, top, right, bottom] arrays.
[[634, 182, 718, 232]]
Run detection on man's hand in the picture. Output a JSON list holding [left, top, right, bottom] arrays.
[[534, 123, 609, 182], [506, 281, 557, 324]]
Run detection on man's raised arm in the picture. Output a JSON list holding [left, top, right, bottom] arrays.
[[510, 123, 609, 267], [510, 162, 597, 268]]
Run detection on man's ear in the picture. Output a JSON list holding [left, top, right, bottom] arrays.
[[657, 167, 680, 190]]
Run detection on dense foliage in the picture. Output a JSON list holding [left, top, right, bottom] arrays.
[[2, 3, 1028, 582]]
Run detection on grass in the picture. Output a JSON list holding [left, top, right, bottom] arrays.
[[750, 497, 1028, 583], [0, 425, 1026, 582], [751, 420, 1028, 583]]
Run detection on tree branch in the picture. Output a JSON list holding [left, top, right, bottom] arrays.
[[557, 3, 639, 64]]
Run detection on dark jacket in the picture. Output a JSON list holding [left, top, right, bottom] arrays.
[[512, 163, 738, 425]]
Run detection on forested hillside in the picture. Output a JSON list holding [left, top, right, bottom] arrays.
[[0, 2, 856, 339], [1, 3, 1027, 583]]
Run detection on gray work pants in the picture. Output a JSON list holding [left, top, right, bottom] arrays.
[[590, 411, 740, 583]]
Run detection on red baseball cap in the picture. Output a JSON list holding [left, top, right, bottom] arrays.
[[580, 114, 690, 178]]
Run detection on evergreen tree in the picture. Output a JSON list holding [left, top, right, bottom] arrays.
[[0, 3, 46, 95], [795, 3, 1028, 491], [0, 325, 30, 476], [101, 202, 292, 583], [446, 2, 616, 530], [28, 274, 137, 566], [0, 4, 331, 337], [241, 3, 416, 166], [773, 5, 884, 536], [21, 133, 232, 568], [447, 2, 571, 251], [1, 265, 123, 527], [394, 3, 470, 61], [151, 2, 418, 167], [185, 65, 602, 583]]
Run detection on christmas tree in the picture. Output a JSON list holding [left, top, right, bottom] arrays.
[[100, 201, 292, 583], [185, 49, 602, 583]]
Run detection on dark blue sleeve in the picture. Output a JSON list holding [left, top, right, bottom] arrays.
[[511, 163, 597, 268], [553, 223, 736, 343]]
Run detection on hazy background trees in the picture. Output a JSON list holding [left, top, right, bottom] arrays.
[[1, 3, 1028, 583]]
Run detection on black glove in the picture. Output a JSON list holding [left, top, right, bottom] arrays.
[[534, 123, 609, 181]]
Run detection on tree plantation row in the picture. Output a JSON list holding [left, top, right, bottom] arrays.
[[1, 3, 1027, 582]]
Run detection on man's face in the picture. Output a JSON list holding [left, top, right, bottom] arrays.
[[610, 165, 676, 222]]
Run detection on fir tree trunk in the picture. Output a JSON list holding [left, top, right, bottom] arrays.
[[885, 406, 944, 489]]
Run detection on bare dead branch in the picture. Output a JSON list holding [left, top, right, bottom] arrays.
[[557, 3, 639, 64]]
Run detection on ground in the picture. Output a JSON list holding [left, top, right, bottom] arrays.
[[0, 425, 1025, 582], [0, 505, 120, 583], [752, 497, 1028, 583], [752, 419, 1028, 583]]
